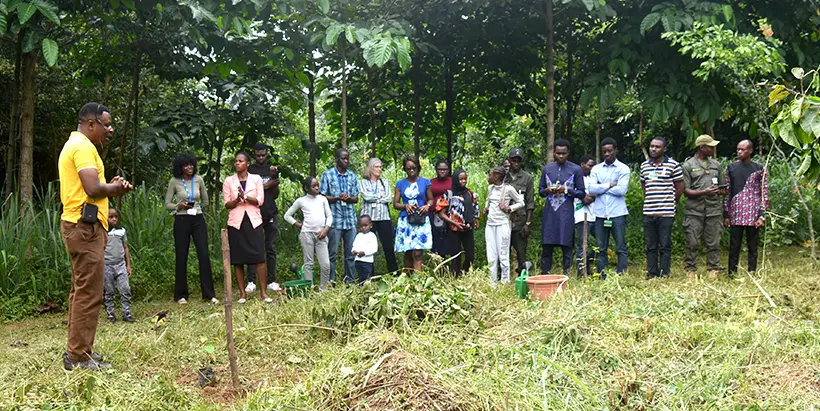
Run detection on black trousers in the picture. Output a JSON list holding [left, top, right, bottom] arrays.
[[247, 215, 278, 284], [644, 216, 674, 278], [510, 229, 528, 274], [173, 215, 215, 300], [541, 244, 572, 274], [372, 220, 399, 273], [729, 225, 760, 274], [449, 230, 475, 276], [355, 261, 374, 284]]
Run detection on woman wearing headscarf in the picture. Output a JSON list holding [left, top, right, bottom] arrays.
[[435, 168, 479, 276]]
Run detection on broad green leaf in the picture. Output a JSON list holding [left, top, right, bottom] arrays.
[[344, 25, 355, 44], [795, 153, 812, 177], [325, 24, 343, 46], [121, 0, 133, 8], [41, 37, 57, 66], [0, 13, 7, 36], [295, 71, 309, 87], [202, 344, 215, 354], [791, 67, 805, 80], [660, 14, 673, 33], [33, 0, 59, 25], [721, 4, 733, 23], [21, 29, 35, 52], [17, 2, 35, 24], [355, 27, 371, 43], [396, 37, 411, 72], [316, 0, 328, 14], [799, 107, 820, 139], [218, 62, 231, 78], [364, 36, 393, 68], [581, 0, 593, 11], [768, 85, 789, 107], [284, 48, 293, 60], [111, 0, 119, 9], [231, 16, 244, 35], [790, 97, 804, 123], [778, 119, 799, 148], [640, 13, 660, 35]]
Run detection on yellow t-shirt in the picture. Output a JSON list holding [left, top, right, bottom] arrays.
[[58, 131, 109, 229]]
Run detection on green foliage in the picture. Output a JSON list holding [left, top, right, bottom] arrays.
[[40, 37, 56, 66], [312, 272, 477, 331], [769, 67, 820, 181]]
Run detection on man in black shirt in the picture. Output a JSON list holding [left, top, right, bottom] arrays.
[[246, 143, 280, 292]]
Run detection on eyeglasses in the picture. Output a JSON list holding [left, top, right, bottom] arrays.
[[95, 117, 113, 130]]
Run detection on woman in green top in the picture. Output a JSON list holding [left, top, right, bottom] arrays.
[[165, 154, 217, 305]]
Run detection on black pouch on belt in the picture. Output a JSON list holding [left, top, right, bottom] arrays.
[[81, 203, 99, 224]]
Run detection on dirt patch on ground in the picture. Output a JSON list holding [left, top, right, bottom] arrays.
[[745, 362, 820, 399], [327, 331, 475, 411]]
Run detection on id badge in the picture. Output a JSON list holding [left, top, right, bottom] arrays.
[[648, 172, 659, 180], [603, 219, 613, 228], [711, 177, 719, 185], [187, 208, 197, 216]]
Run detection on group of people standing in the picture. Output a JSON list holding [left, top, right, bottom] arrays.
[[530, 134, 768, 281], [56, 101, 770, 371]]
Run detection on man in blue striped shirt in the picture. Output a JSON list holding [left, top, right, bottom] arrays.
[[640, 137, 683, 279], [320, 148, 360, 284]]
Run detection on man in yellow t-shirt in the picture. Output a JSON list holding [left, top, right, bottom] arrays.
[[59, 102, 133, 371]]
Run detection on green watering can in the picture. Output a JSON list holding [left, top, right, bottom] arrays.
[[515, 261, 533, 299]]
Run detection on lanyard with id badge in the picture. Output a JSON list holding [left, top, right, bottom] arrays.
[[183, 177, 197, 215]]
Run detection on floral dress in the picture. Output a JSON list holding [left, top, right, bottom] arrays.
[[394, 178, 433, 252]]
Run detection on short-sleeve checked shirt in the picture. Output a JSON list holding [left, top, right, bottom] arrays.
[[320, 167, 360, 230], [640, 156, 683, 217]]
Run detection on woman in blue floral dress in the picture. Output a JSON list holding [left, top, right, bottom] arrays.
[[393, 155, 434, 271]]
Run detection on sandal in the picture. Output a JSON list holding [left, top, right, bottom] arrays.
[[238, 298, 247, 304], [263, 297, 273, 303]]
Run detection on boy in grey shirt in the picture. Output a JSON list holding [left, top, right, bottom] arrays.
[[104, 208, 134, 323]]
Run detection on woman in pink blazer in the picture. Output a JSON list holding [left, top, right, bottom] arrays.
[[223, 152, 271, 303]]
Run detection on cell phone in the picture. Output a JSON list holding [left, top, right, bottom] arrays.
[[717, 184, 728, 189], [188, 201, 196, 208]]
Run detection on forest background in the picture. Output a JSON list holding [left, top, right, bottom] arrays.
[[3, 0, 820, 320]]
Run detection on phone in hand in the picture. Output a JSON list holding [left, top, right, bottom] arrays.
[[188, 201, 196, 208], [717, 184, 728, 189]]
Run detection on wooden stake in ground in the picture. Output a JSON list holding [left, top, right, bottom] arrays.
[[221, 229, 241, 390], [582, 213, 589, 275]]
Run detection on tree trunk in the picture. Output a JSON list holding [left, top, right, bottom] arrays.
[[368, 68, 377, 158], [18, 51, 36, 202], [445, 54, 454, 165], [130, 81, 141, 184], [640, 110, 649, 161], [4, 36, 22, 201], [413, 53, 421, 159], [595, 118, 601, 163], [544, 0, 555, 162], [565, 27, 574, 141], [119, 49, 142, 176], [308, 71, 316, 176], [340, 50, 348, 148]]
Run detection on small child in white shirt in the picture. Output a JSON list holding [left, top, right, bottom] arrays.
[[351, 215, 379, 284], [284, 177, 333, 290]]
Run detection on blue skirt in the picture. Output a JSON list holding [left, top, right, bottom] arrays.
[[394, 215, 433, 252]]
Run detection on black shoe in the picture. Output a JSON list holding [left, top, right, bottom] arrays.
[[63, 352, 111, 371], [108, 315, 116, 324], [122, 314, 135, 323]]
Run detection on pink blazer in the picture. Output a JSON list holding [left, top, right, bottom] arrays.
[[223, 173, 265, 229]]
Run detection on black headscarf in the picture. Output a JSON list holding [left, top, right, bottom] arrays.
[[451, 169, 475, 224]]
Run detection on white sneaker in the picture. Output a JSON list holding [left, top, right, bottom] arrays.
[[177, 298, 188, 305], [267, 282, 281, 291], [210, 297, 220, 304], [238, 298, 246, 304], [245, 282, 256, 293]]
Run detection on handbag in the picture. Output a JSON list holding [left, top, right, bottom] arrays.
[[407, 210, 426, 226]]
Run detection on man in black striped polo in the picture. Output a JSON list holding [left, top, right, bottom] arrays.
[[640, 137, 683, 279]]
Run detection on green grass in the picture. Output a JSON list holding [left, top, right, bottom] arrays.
[[0, 248, 818, 410]]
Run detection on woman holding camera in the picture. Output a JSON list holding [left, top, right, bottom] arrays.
[[165, 154, 218, 304]]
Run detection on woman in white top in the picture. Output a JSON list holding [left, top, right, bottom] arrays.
[[359, 158, 398, 273], [483, 167, 524, 284], [284, 177, 333, 290]]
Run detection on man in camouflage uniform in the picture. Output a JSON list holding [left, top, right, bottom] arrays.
[[682, 135, 728, 279]]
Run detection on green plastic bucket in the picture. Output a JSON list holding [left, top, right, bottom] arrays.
[[284, 279, 312, 298]]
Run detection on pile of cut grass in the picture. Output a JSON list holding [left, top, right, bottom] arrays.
[[0, 248, 818, 410]]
